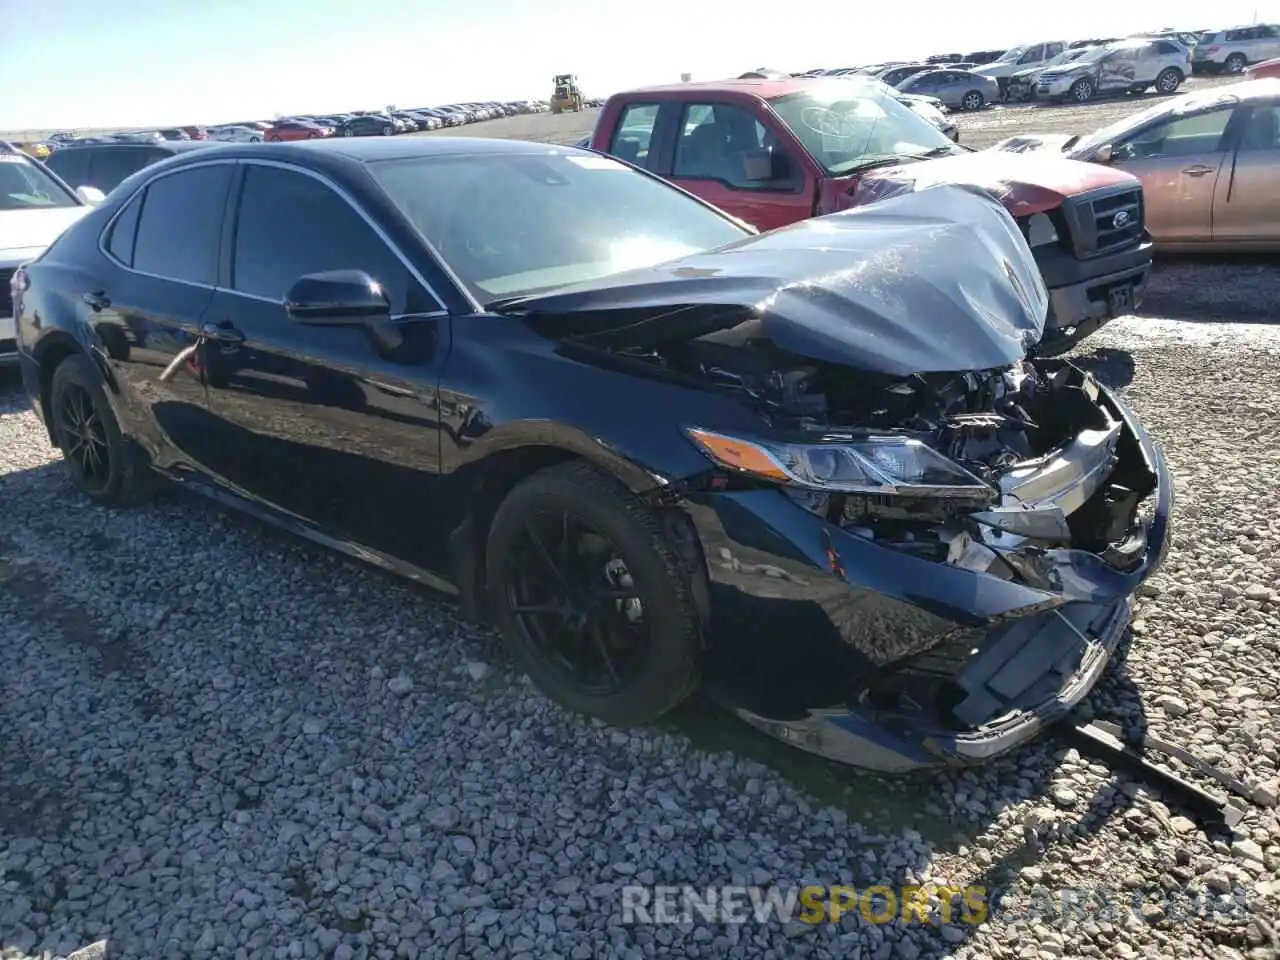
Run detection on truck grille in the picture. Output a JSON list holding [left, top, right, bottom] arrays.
[[0, 267, 14, 319], [1061, 185, 1145, 260]]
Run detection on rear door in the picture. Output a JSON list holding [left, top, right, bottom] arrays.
[[1212, 101, 1280, 243], [198, 161, 452, 571], [1111, 105, 1239, 242], [92, 161, 233, 469], [664, 100, 812, 231], [1098, 48, 1139, 93]]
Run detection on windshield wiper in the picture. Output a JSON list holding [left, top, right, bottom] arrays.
[[839, 148, 955, 174]]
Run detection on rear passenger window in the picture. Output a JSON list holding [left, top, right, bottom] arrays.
[[1157, 41, 1181, 54], [131, 164, 232, 285], [88, 148, 154, 194], [106, 194, 143, 265], [610, 104, 658, 166]]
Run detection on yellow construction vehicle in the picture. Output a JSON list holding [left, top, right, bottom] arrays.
[[550, 75, 584, 114]]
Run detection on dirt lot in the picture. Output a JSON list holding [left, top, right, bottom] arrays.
[[2, 76, 1278, 960]]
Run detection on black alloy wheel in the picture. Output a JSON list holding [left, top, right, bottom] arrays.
[[486, 461, 702, 727], [506, 511, 646, 696], [56, 380, 110, 495], [49, 354, 159, 507]]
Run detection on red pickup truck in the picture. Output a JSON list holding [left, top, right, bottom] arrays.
[[587, 78, 1153, 354]]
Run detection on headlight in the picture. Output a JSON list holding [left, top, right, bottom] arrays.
[[1025, 212, 1058, 247], [684, 427, 994, 499]]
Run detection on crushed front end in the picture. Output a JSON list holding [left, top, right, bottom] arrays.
[[670, 351, 1171, 772]]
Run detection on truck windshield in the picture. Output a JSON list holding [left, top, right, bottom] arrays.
[[0, 151, 79, 210], [769, 85, 960, 176]]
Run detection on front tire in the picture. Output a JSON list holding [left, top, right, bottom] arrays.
[[50, 354, 158, 508], [961, 90, 985, 111], [486, 461, 702, 727], [1155, 68, 1183, 94], [382, 124, 393, 136], [1225, 53, 1247, 74], [1070, 77, 1096, 102]]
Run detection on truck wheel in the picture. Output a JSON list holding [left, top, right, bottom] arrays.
[[1070, 77, 1096, 102], [1155, 68, 1183, 94], [1225, 53, 1247, 74], [961, 90, 985, 111], [486, 460, 702, 728]]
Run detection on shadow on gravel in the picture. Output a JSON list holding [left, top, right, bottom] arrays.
[[1072, 346, 1135, 389], [1142, 254, 1280, 324]]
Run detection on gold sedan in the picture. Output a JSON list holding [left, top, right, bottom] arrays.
[[1064, 80, 1280, 251]]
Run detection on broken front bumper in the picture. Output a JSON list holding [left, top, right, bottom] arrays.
[[684, 376, 1172, 773]]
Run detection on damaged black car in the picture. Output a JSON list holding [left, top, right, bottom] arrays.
[[13, 137, 1172, 772]]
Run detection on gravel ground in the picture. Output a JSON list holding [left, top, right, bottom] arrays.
[[4, 82, 1280, 960]]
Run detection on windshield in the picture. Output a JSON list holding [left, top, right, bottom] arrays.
[[1069, 90, 1236, 155], [769, 82, 959, 175], [0, 152, 79, 210], [370, 151, 748, 302], [994, 45, 1029, 63]]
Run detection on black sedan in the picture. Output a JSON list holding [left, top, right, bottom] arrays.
[[336, 114, 398, 137], [11, 138, 1172, 771]]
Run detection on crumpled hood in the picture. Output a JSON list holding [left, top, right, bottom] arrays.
[[0, 206, 90, 263], [852, 149, 1137, 216], [497, 184, 1049, 377]]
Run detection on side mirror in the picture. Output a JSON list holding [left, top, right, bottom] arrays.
[[76, 185, 106, 206], [284, 269, 390, 326], [1093, 143, 1114, 164]]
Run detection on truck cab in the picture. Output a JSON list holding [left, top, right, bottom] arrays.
[[588, 77, 1153, 353]]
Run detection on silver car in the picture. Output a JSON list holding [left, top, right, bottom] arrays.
[[896, 69, 1000, 111], [1193, 24, 1280, 74]]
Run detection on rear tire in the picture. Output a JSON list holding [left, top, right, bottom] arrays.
[[49, 354, 159, 508], [1070, 77, 1096, 102], [382, 124, 393, 136], [486, 460, 702, 727], [1225, 53, 1247, 74], [961, 90, 985, 111], [1155, 68, 1183, 94]]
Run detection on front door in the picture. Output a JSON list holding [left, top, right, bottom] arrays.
[[196, 161, 452, 572], [665, 101, 812, 231], [1212, 102, 1280, 243], [90, 162, 233, 471], [1112, 106, 1237, 242]]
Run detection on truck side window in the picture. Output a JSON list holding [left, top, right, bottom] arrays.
[[610, 104, 659, 167], [673, 102, 790, 190]]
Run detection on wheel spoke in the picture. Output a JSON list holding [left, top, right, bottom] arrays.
[[588, 623, 622, 688], [510, 602, 561, 615], [524, 525, 566, 584]]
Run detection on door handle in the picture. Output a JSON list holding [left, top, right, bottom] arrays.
[[200, 321, 245, 344], [1181, 164, 1215, 177], [82, 291, 110, 311]]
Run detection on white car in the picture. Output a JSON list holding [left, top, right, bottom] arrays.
[[208, 125, 264, 143], [1036, 38, 1192, 102], [0, 146, 103, 364], [973, 41, 1068, 98], [1193, 24, 1280, 75]]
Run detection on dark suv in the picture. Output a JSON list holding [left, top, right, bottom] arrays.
[[43, 141, 223, 195]]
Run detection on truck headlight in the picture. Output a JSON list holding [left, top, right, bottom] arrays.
[[1026, 212, 1058, 247]]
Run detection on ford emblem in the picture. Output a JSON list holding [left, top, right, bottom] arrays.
[[1112, 210, 1131, 229]]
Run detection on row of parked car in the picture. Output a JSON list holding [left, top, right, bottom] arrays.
[[18, 99, 557, 161], [785, 24, 1280, 110]]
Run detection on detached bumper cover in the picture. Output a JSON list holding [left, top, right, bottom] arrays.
[[687, 382, 1172, 772]]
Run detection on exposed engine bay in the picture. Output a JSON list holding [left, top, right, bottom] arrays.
[[621, 333, 1157, 583]]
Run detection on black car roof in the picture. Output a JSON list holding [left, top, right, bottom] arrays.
[[54, 140, 227, 154], [161, 136, 585, 166]]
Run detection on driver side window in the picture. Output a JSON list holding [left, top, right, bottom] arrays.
[[1019, 45, 1044, 64], [231, 164, 427, 313], [1116, 108, 1236, 160], [673, 102, 795, 191]]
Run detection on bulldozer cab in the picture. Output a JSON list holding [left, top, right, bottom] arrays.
[[551, 74, 583, 113]]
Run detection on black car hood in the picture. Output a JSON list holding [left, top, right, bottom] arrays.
[[499, 183, 1048, 376]]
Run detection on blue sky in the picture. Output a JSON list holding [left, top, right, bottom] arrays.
[[4, 0, 1271, 129]]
